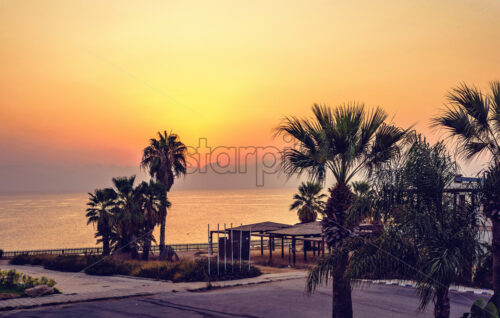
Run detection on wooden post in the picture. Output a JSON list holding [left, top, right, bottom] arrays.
[[322, 238, 325, 256], [281, 237, 284, 259], [269, 235, 273, 261], [292, 237, 296, 266], [312, 241, 316, 256], [304, 240, 307, 262], [260, 235, 264, 256], [231, 223, 234, 272], [208, 224, 210, 276], [217, 224, 220, 276]]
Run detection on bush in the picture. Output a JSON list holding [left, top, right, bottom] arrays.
[[0, 249, 3, 259], [0, 269, 56, 290], [136, 263, 178, 280], [10, 254, 32, 265], [43, 255, 88, 272], [84, 258, 137, 276], [10, 254, 262, 283], [474, 253, 493, 289]]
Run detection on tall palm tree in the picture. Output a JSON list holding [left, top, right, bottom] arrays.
[[141, 131, 187, 252], [86, 188, 117, 255], [349, 137, 482, 318], [276, 103, 407, 318], [290, 181, 326, 223], [137, 180, 170, 260], [433, 81, 500, 305], [112, 176, 143, 259]]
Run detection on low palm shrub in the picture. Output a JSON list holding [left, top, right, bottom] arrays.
[[0, 269, 56, 290]]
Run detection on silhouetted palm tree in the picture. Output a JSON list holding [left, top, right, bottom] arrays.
[[137, 180, 170, 260], [112, 176, 143, 259], [86, 188, 117, 255], [433, 82, 500, 305], [348, 181, 379, 225], [141, 131, 187, 252], [349, 137, 482, 318], [276, 103, 407, 318], [290, 182, 326, 223]]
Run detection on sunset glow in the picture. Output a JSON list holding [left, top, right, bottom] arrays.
[[1, 0, 499, 169]]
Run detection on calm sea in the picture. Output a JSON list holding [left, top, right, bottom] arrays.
[[0, 188, 299, 251]]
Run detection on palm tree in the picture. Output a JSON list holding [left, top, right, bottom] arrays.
[[433, 81, 500, 305], [112, 176, 143, 259], [141, 131, 187, 252], [276, 103, 407, 318], [137, 180, 170, 260], [290, 182, 326, 223], [86, 188, 117, 255], [349, 137, 482, 318], [349, 181, 380, 225]]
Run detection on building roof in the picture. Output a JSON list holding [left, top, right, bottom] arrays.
[[226, 221, 292, 233], [268, 221, 322, 237]]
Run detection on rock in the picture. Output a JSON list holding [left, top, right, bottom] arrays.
[[0, 293, 21, 300], [24, 285, 55, 297], [158, 246, 179, 262]]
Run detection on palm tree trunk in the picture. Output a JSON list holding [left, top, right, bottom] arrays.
[[332, 251, 353, 318], [130, 234, 139, 259], [159, 205, 166, 252], [142, 235, 151, 260], [102, 231, 110, 256], [491, 219, 500, 307], [434, 287, 450, 318], [323, 183, 354, 318]]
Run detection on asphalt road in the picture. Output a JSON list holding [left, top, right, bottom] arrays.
[[1, 278, 480, 318]]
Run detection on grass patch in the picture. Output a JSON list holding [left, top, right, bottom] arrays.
[[0, 286, 24, 295]]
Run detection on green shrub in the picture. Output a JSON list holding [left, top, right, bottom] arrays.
[[136, 263, 178, 280], [462, 298, 499, 318], [84, 258, 137, 276], [10, 254, 32, 265], [10, 254, 262, 283], [474, 253, 493, 289], [43, 255, 88, 272], [0, 269, 56, 290]]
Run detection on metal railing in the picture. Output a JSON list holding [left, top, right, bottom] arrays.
[[1, 240, 286, 257]]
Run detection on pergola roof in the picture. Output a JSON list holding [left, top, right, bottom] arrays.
[[268, 221, 322, 237], [226, 221, 291, 233]]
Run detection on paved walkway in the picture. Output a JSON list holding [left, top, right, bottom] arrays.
[[1, 278, 482, 318], [0, 264, 306, 311]]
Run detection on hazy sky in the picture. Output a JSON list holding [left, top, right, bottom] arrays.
[[1, 0, 499, 192]]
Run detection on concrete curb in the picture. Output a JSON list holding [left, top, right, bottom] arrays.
[[357, 279, 493, 296]]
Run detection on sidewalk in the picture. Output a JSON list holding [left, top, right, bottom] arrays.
[[0, 264, 307, 311]]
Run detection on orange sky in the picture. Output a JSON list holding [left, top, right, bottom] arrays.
[[1, 0, 499, 170]]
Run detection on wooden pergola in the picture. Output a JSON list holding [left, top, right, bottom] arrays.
[[268, 222, 324, 265], [209, 221, 291, 256]]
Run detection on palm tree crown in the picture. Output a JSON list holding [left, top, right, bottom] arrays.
[[141, 131, 187, 191], [290, 181, 326, 223], [432, 81, 500, 164], [276, 103, 407, 185]]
